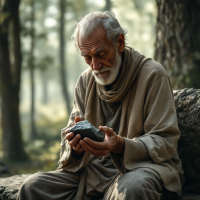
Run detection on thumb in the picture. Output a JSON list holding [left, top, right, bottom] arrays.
[[75, 116, 82, 123], [99, 126, 114, 136]]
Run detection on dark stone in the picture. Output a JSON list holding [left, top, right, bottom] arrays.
[[69, 120, 105, 142]]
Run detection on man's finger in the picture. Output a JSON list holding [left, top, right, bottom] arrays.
[[68, 134, 81, 147], [83, 137, 106, 149], [76, 146, 84, 153], [66, 132, 75, 141], [75, 116, 82, 123], [81, 141, 95, 155], [73, 141, 82, 151], [99, 126, 115, 136], [65, 128, 70, 134], [80, 140, 100, 153], [81, 141, 107, 156]]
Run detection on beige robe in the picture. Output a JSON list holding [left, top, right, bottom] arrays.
[[58, 47, 184, 199]]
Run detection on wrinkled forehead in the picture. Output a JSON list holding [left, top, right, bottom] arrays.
[[78, 27, 111, 54]]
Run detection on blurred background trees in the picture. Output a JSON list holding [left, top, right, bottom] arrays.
[[0, 0, 199, 175], [59, 0, 71, 115], [104, 0, 111, 11], [29, 0, 37, 139]]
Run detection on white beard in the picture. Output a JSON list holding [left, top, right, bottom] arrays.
[[92, 50, 122, 86]]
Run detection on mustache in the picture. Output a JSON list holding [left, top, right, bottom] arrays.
[[93, 67, 110, 75]]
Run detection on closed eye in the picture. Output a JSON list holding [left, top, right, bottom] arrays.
[[98, 52, 106, 57], [84, 56, 91, 61]]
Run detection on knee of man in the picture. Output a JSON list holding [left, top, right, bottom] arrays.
[[119, 176, 145, 195], [19, 172, 44, 192], [117, 170, 157, 198]]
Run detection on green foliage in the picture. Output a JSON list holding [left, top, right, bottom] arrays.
[[0, 12, 10, 35], [0, 12, 10, 24], [36, 56, 54, 71]]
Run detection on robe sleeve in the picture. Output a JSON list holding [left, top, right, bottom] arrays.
[[58, 74, 95, 172], [111, 75, 180, 173]]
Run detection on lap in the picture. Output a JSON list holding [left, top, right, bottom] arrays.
[[18, 168, 163, 200]]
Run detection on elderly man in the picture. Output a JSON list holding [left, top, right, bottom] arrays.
[[17, 11, 184, 200]]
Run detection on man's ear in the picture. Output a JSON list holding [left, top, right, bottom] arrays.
[[117, 34, 125, 53]]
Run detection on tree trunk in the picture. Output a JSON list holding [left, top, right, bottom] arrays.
[[155, 0, 200, 89], [41, 72, 48, 105], [59, 0, 71, 115], [104, 0, 111, 11], [0, 0, 27, 160], [29, 0, 37, 139]]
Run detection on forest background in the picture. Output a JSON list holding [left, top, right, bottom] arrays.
[[0, 0, 199, 176]]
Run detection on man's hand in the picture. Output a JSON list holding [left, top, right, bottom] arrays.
[[80, 126, 125, 157], [65, 117, 85, 158]]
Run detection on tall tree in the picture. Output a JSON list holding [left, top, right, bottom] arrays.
[[104, 0, 111, 11], [29, 0, 37, 139], [20, 0, 51, 108], [155, 0, 200, 89], [59, 0, 71, 115], [37, 56, 54, 105], [0, 0, 27, 160]]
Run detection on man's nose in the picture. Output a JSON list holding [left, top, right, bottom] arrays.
[[91, 57, 102, 71]]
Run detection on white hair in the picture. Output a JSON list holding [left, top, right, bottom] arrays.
[[72, 11, 127, 48]]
